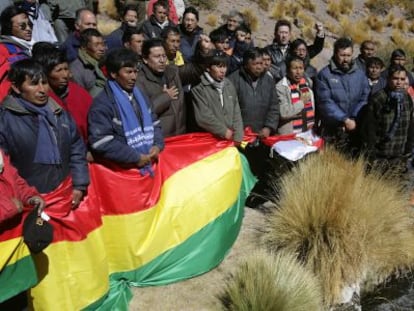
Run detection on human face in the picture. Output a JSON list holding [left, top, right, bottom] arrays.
[[388, 70, 407, 91], [123, 9, 138, 27], [84, 36, 107, 60], [245, 33, 252, 45], [48, 62, 70, 92], [245, 56, 264, 79], [144, 46, 167, 73], [262, 54, 271, 71], [360, 42, 375, 59], [392, 56, 406, 66], [154, 5, 167, 23], [11, 13, 32, 41], [294, 43, 308, 59], [12, 75, 49, 105], [214, 39, 229, 52], [164, 33, 180, 60], [207, 64, 227, 81], [183, 12, 198, 33], [125, 34, 145, 56], [75, 11, 97, 32], [367, 64, 382, 81], [287, 60, 305, 84], [334, 47, 353, 72], [275, 25, 290, 46], [227, 16, 240, 32], [111, 66, 138, 92]]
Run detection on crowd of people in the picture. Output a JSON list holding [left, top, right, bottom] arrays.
[[1, 0, 414, 306]]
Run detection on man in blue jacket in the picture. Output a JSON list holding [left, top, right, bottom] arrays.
[[88, 48, 164, 174], [0, 59, 89, 206], [315, 37, 370, 148]]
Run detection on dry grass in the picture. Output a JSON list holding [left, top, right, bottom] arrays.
[[327, 1, 341, 19], [270, 1, 300, 20], [255, 0, 270, 11], [393, 18, 408, 32], [97, 15, 120, 35], [241, 9, 259, 32], [366, 14, 384, 32], [338, 0, 354, 14], [299, 0, 316, 12], [338, 17, 372, 44], [206, 14, 218, 27], [364, 0, 392, 15], [260, 148, 414, 307], [98, 0, 119, 20], [218, 250, 323, 311]]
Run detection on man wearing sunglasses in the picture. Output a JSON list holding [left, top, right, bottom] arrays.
[[0, 5, 33, 102]]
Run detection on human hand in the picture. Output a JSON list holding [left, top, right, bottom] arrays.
[[344, 118, 356, 131], [149, 146, 161, 161], [259, 127, 271, 138], [315, 22, 324, 36], [163, 84, 179, 100], [225, 129, 233, 140], [71, 189, 84, 209], [199, 34, 213, 53], [137, 154, 151, 168], [28, 196, 46, 215], [12, 198, 23, 213]]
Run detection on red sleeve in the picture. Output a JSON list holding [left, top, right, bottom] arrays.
[[0, 183, 20, 223]]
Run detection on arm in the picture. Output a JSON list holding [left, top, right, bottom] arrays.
[[136, 79, 171, 115], [307, 24, 325, 59], [88, 99, 143, 164], [230, 88, 244, 142], [264, 83, 280, 132], [276, 81, 304, 119], [350, 74, 370, 118]]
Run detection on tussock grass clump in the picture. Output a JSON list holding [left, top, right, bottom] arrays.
[[188, 0, 218, 10], [393, 18, 408, 32], [256, 0, 270, 11], [366, 14, 384, 32], [338, 0, 354, 14], [299, 0, 316, 12], [327, 1, 341, 19], [261, 148, 414, 306], [364, 0, 392, 15], [270, 1, 300, 20], [219, 250, 323, 311], [206, 14, 218, 27], [241, 9, 259, 32], [97, 16, 119, 35], [338, 17, 371, 44]]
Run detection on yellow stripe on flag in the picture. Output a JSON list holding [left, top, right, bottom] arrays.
[[102, 147, 243, 273], [0, 237, 30, 267]]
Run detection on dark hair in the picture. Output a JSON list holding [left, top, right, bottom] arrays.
[[285, 55, 305, 70], [1, 5, 27, 36], [206, 50, 228, 67], [160, 25, 180, 40], [8, 59, 46, 88], [391, 48, 406, 60], [105, 48, 138, 74], [360, 40, 375, 50], [334, 37, 353, 54], [260, 47, 272, 57], [122, 4, 137, 18], [141, 38, 164, 58], [236, 23, 251, 34], [274, 19, 291, 33], [387, 64, 407, 79], [209, 28, 228, 44], [79, 28, 102, 47], [32, 42, 67, 74], [122, 26, 144, 44], [242, 48, 262, 66], [153, 0, 169, 12], [289, 38, 307, 53], [183, 6, 199, 21], [366, 56, 384, 69]]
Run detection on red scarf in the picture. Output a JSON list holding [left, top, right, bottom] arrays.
[[289, 78, 315, 133]]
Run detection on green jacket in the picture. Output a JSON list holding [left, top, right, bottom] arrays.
[[191, 74, 243, 142]]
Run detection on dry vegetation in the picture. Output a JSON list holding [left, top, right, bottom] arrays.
[[260, 148, 414, 307], [205, 14, 218, 27], [241, 9, 259, 32]]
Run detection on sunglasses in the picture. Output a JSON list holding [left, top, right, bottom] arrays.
[[15, 21, 33, 30]]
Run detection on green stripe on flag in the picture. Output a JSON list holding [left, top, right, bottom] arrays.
[[0, 255, 37, 303]]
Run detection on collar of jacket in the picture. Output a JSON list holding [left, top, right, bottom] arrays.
[[0, 35, 31, 52], [2, 95, 63, 115], [200, 73, 230, 87], [141, 63, 168, 84], [239, 66, 263, 84], [329, 58, 359, 74]]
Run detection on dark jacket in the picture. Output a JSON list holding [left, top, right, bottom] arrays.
[[141, 15, 175, 39], [88, 83, 164, 164], [315, 59, 370, 133], [0, 95, 89, 193], [266, 35, 324, 66], [191, 74, 244, 142], [179, 25, 203, 62], [61, 31, 80, 63], [356, 89, 414, 159], [137, 64, 185, 137], [228, 67, 279, 133], [105, 24, 126, 51]]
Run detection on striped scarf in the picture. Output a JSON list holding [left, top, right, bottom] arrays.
[[289, 78, 315, 133]]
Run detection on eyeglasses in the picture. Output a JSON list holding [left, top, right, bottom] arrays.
[[15, 21, 33, 30]]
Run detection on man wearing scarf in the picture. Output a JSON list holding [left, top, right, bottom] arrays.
[[0, 5, 33, 102], [0, 59, 89, 206], [88, 48, 164, 174], [69, 28, 107, 98]]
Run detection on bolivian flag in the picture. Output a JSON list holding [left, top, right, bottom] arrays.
[[1, 133, 255, 310]]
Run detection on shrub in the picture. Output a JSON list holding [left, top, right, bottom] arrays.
[[366, 14, 384, 32], [241, 9, 259, 32], [205, 14, 218, 28]]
